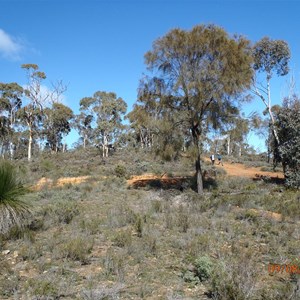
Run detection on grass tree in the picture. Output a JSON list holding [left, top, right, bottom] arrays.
[[0, 161, 30, 235]]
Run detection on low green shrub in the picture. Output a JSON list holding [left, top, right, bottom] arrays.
[[194, 256, 213, 282], [58, 236, 93, 264], [112, 229, 132, 248], [114, 165, 127, 178]]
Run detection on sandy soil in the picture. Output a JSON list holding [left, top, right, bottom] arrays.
[[127, 158, 284, 187], [215, 160, 283, 179], [32, 176, 91, 191]]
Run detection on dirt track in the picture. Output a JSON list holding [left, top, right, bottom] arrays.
[[213, 160, 284, 179], [127, 159, 284, 187]]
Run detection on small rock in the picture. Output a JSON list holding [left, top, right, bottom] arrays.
[[2, 250, 10, 255]]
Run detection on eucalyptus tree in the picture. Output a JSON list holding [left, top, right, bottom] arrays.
[[141, 24, 253, 194], [127, 77, 167, 149], [252, 37, 290, 145], [43, 103, 74, 152], [126, 104, 151, 148], [79, 91, 127, 156], [0, 82, 23, 158], [19, 64, 47, 161], [74, 112, 93, 149]]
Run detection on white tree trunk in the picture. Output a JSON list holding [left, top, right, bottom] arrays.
[[28, 127, 32, 161], [253, 78, 280, 145], [267, 78, 280, 144], [103, 134, 108, 157], [227, 135, 230, 155]]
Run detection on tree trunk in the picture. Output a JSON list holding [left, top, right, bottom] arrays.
[[103, 133, 108, 157], [28, 127, 32, 161], [192, 127, 204, 195], [267, 78, 280, 145], [9, 142, 14, 160], [83, 135, 86, 149], [9, 113, 14, 160], [195, 153, 204, 194], [227, 135, 230, 155]]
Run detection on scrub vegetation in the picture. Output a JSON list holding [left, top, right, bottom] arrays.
[[0, 148, 299, 299]]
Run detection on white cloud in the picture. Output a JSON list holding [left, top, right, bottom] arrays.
[[0, 28, 23, 60]]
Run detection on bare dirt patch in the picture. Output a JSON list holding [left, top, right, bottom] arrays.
[[127, 158, 284, 188], [32, 176, 91, 191], [219, 161, 284, 179]]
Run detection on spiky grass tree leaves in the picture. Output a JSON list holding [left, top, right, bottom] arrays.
[[0, 161, 30, 234]]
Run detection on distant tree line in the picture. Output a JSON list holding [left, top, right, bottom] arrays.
[[1, 24, 299, 191]]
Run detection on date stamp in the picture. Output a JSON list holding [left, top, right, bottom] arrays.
[[268, 264, 300, 274]]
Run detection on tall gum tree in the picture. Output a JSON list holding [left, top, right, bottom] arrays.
[[252, 37, 290, 145], [20, 64, 47, 161], [43, 103, 74, 152], [0, 83, 23, 159], [79, 91, 127, 157], [142, 24, 253, 194]]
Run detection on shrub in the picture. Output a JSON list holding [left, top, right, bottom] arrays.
[[26, 278, 58, 298], [277, 96, 300, 189], [182, 270, 200, 285], [112, 229, 132, 248], [102, 248, 126, 281], [58, 236, 93, 264], [114, 165, 127, 178], [194, 256, 213, 282], [134, 214, 143, 237], [209, 257, 259, 299], [177, 205, 189, 233], [45, 200, 80, 225]]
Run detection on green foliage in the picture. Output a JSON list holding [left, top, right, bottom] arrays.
[[51, 200, 80, 224], [253, 37, 290, 78], [137, 24, 253, 193], [59, 236, 93, 264], [40, 158, 54, 172], [0, 161, 30, 234], [134, 214, 143, 237], [183, 255, 213, 285], [114, 164, 127, 178], [79, 91, 127, 150], [277, 96, 300, 188], [194, 256, 213, 282], [26, 278, 58, 298], [112, 229, 132, 248], [182, 270, 200, 285], [0, 83, 23, 159], [20, 64, 47, 161], [43, 102, 74, 152]]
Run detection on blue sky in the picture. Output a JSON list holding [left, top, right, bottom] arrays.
[[1, 0, 299, 151]]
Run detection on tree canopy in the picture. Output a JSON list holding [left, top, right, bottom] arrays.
[[139, 24, 254, 193], [277, 95, 300, 188]]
